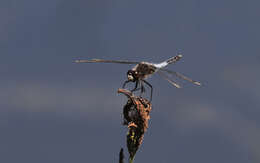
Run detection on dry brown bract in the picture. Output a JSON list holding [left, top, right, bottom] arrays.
[[118, 88, 152, 162]]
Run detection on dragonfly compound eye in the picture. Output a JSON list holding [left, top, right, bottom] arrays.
[[127, 74, 134, 81], [127, 70, 135, 81]]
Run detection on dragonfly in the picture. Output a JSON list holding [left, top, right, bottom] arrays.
[[74, 54, 201, 101]]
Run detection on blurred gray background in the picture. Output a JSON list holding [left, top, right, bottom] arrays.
[[1, 0, 260, 162]]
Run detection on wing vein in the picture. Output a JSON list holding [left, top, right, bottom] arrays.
[[74, 59, 139, 64], [159, 69, 201, 86], [157, 71, 181, 88]]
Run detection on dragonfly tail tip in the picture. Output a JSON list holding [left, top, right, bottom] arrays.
[[194, 81, 201, 86], [177, 54, 183, 58]]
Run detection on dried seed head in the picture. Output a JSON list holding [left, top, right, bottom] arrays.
[[118, 88, 152, 161]]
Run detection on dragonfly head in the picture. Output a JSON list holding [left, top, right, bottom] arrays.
[[127, 70, 137, 82]]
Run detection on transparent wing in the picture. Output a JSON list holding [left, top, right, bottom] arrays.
[[157, 71, 181, 88], [159, 68, 201, 86], [74, 59, 139, 64]]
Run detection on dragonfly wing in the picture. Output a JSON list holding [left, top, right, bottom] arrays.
[[74, 59, 140, 64], [157, 71, 181, 88], [159, 68, 201, 86]]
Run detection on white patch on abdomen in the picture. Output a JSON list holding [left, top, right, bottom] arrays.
[[154, 62, 168, 68]]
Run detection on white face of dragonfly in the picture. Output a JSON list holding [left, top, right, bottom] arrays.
[[127, 74, 134, 81]]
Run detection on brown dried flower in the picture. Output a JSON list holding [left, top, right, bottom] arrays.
[[118, 88, 152, 162]]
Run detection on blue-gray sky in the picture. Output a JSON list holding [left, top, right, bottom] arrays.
[[2, 0, 260, 162]]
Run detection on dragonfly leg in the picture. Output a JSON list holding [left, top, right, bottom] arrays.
[[122, 80, 131, 88], [130, 81, 139, 92], [139, 81, 146, 97], [143, 80, 153, 102]]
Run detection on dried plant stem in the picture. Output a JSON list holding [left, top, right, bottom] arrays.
[[119, 148, 124, 163], [129, 156, 134, 163]]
